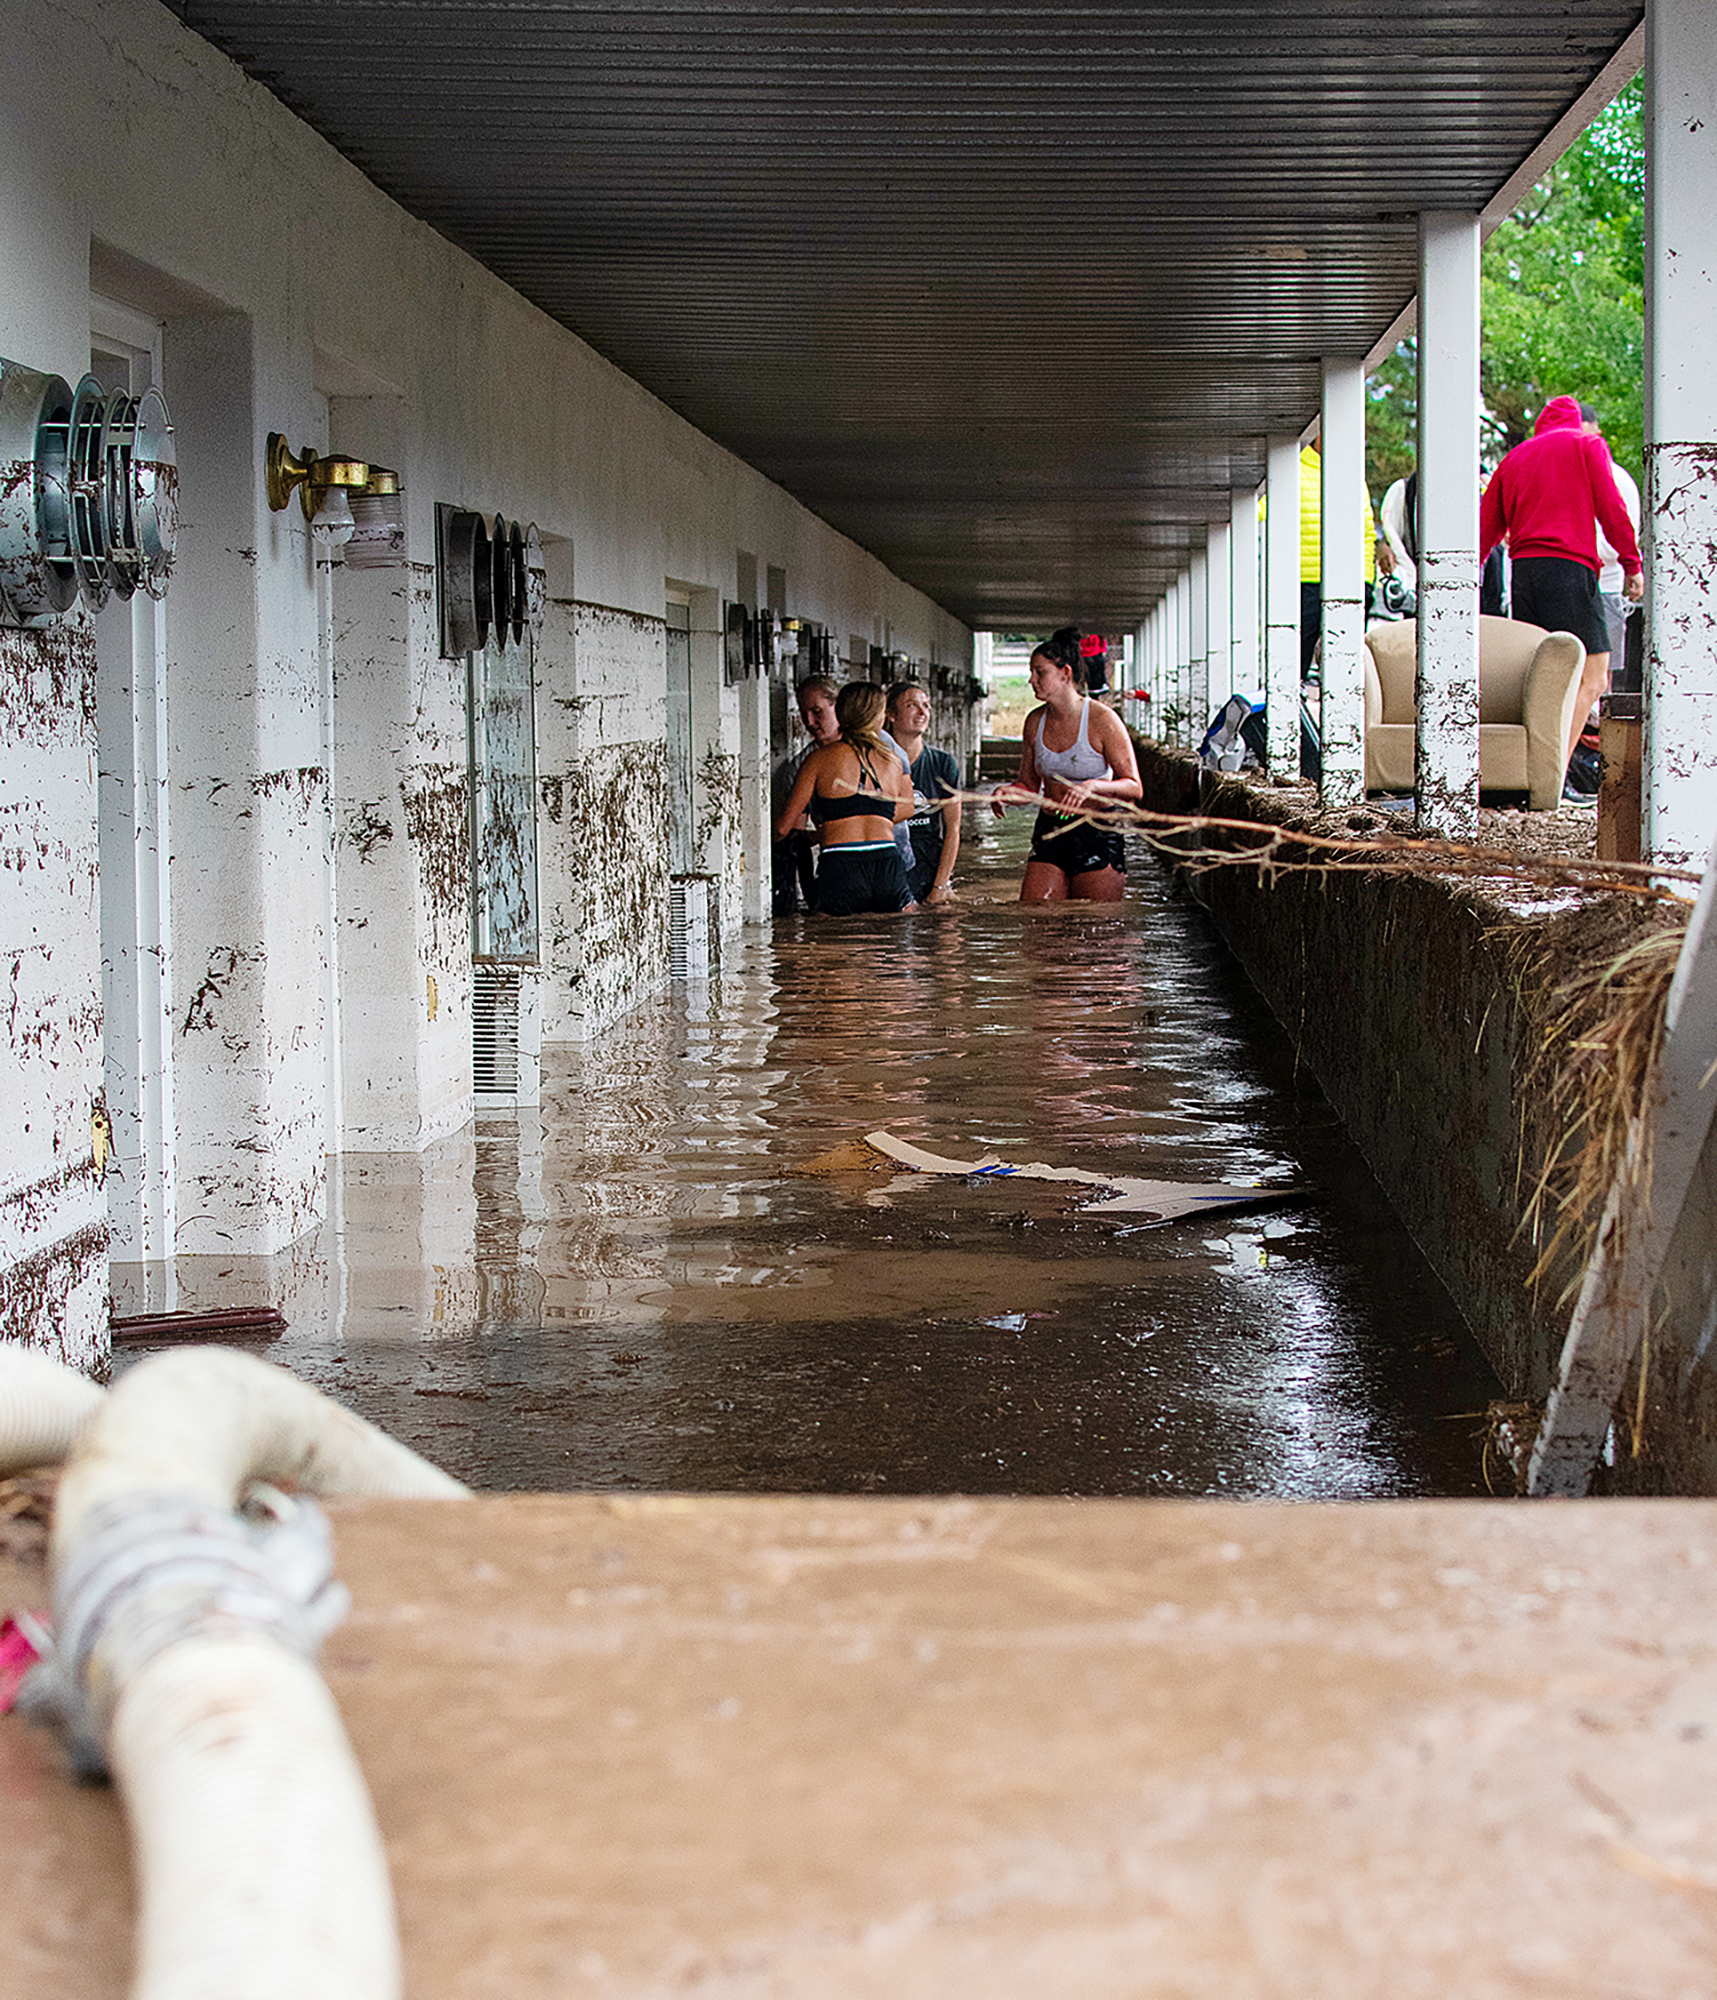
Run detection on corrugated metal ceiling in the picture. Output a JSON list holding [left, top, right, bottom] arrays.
[[168, 1, 1643, 630]]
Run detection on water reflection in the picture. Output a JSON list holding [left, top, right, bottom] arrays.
[[126, 811, 1499, 1497]]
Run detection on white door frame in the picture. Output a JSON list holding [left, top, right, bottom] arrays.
[[91, 294, 177, 1297]]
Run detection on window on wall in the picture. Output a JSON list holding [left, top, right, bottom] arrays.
[[468, 628, 540, 962]]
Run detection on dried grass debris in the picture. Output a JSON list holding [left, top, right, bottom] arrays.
[[1512, 913, 1687, 1305]]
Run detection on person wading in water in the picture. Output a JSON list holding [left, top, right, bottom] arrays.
[[885, 680, 962, 907], [774, 682, 916, 915], [991, 627, 1142, 903]]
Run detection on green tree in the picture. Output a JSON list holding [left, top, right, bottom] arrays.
[[1366, 79, 1644, 502], [1484, 78, 1643, 475], [1366, 341, 1417, 500]]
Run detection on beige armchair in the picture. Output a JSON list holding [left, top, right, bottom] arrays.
[[1363, 615, 1585, 810]]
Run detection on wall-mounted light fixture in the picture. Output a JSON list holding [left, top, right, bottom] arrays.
[[344, 467, 406, 570], [267, 434, 409, 567], [265, 432, 370, 522], [0, 357, 177, 627]]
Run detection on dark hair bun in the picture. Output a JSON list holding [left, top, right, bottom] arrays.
[[1038, 626, 1084, 671]]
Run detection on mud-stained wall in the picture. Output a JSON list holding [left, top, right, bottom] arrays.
[[1134, 743, 1717, 1494], [165, 311, 329, 1258], [538, 602, 671, 1040], [331, 559, 473, 1147], [0, 623, 108, 1366], [0, 0, 971, 1325]]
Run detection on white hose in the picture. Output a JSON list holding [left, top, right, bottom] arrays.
[[0, 1342, 105, 1474], [117, 1641, 400, 2000], [23, 1346, 468, 2000], [53, 1344, 465, 1551]]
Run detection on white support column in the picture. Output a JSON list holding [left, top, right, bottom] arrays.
[[1414, 211, 1482, 838], [1265, 432, 1302, 775], [1205, 520, 1232, 718], [1644, 0, 1717, 866], [1141, 614, 1156, 732], [1230, 484, 1260, 705], [1320, 359, 1368, 807], [1168, 572, 1184, 744], [1188, 548, 1209, 742], [1163, 588, 1179, 737]]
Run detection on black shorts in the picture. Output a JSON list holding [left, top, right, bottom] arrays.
[[1029, 811, 1127, 880], [815, 843, 913, 915], [1509, 556, 1608, 657]]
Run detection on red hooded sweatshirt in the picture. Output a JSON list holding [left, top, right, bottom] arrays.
[[1479, 394, 1641, 576]]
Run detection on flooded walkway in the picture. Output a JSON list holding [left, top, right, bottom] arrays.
[[132, 815, 1500, 1495]]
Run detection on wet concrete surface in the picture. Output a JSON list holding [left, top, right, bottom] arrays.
[[123, 814, 1500, 1495]]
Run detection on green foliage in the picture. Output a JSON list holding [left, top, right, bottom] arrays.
[[1366, 341, 1418, 499], [1484, 78, 1643, 477], [1366, 79, 1644, 501]]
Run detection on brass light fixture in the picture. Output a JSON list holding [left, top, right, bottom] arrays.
[[265, 431, 371, 519]]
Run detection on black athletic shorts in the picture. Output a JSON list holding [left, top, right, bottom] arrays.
[[1029, 810, 1127, 880], [1509, 556, 1609, 657], [815, 843, 913, 915]]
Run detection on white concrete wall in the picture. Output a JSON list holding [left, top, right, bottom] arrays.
[[0, 0, 970, 1361], [0, 623, 109, 1365]]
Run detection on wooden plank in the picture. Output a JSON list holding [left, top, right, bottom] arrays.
[[1597, 701, 1642, 864], [1528, 834, 1717, 1494]]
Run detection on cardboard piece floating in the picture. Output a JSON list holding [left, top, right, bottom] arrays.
[[862, 1130, 1298, 1225]]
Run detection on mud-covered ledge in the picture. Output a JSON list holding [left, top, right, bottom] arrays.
[[1131, 740, 1708, 1489]]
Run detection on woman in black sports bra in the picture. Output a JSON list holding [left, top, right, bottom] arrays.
[[774, 683, 916, 914]]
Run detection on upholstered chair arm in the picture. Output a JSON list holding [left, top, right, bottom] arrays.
[[1363, 645, 1383, 731], [1521, 632, 1585, 810]]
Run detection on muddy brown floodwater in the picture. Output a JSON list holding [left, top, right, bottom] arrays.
[[123, 813, 1502, 1495]]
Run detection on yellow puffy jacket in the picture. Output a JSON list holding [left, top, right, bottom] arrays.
[[1300, 445, 1377, 586]]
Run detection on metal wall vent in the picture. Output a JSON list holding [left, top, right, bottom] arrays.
[[473, 964, 522, 1094], [437, 503, 545, 658], [669, 875, 719, 984]]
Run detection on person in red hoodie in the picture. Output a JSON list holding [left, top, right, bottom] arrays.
[[1480, 394, 1644, 775]]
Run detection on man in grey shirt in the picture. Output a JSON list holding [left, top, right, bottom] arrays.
[[1581, 403, 1640, 675]]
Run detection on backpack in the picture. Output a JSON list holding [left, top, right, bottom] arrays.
[[1565, 722, 1602, 796], [1201, 695, 1263, 772]]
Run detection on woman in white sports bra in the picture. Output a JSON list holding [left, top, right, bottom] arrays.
[[991, 627, 1142, 902]]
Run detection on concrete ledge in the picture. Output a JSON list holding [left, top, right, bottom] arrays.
[[8, 1492, 1717, 1996], [1131, 743, 1717, 1492]]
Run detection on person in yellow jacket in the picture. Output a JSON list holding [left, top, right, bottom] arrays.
[[1299, 442, 1385, 673]]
